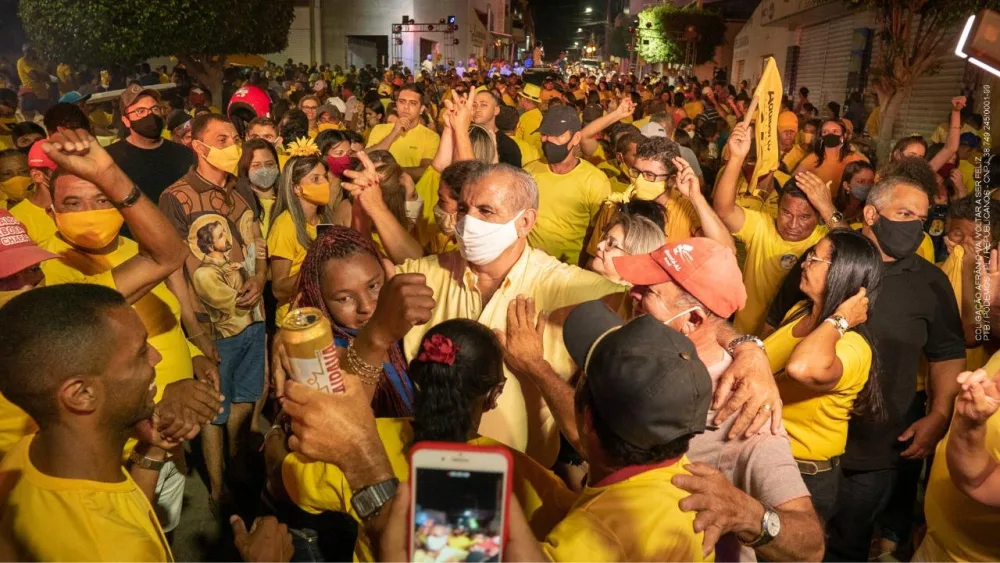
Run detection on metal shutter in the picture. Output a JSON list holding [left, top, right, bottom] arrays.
[[819, 14, 863, 110], [796, 23, 829, 106], [267, 6, 313, 65], [893, 53, 967, 140]]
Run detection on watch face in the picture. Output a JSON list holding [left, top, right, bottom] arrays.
[[764, 510, 781, 537]]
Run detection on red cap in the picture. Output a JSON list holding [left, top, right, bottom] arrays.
[[228, 85, 271, 119], [0, 210, 58, 278], [27, 140, 56, 170], [613, 238, 747, 318]]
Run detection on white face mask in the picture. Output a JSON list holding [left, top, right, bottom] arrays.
[[456, 210, 524, 265]]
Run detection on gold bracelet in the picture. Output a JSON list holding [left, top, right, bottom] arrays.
[[346, 344, 383, 386], [186, 333, 205, 341]]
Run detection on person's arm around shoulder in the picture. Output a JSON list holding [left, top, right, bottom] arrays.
[[786, 288, 869, 391], [713, 111, 755, 234], [946, 368, 1000, 507], [42, 129, 187, 305]]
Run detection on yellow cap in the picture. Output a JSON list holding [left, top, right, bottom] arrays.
[[778, 111, 798, 133]]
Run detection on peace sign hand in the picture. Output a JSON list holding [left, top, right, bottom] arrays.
[[342, 151, 387, 216]]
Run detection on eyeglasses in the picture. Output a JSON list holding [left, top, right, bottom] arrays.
[[629, 166, 670, 182], [803, 250, 832, 266], [127, 106, 164, 119]]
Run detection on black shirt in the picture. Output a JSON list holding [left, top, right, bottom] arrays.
[[495, 131, 522, 168], [106, 139, 197, 204], [766, 252, 965, 471]]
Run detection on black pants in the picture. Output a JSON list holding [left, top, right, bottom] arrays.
[[878, 391, 930, 558], [824, 468, 897, 562], [800, 467, 840, 526]]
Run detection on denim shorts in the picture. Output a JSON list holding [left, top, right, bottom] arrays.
[[213, 321, 266, 425]]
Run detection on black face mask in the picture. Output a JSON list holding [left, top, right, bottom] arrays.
[[822, 133, 842, 148], [130, 114, 165, 140], [542, 140, 571, 164], [871, 214, 924, 259]]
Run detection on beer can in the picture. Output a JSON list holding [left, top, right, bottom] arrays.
[[280, 307, 345, 393]]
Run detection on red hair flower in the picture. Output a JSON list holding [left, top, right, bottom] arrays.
[[417, 334, 461, 366]]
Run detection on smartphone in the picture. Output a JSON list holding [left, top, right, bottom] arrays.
[[409, 443, 513, 563], [316, 223, 336, 237]]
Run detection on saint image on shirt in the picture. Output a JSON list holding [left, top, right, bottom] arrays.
[[189, 215, 250, 338]]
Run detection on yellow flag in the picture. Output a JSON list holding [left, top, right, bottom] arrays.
[[749, 57, 783, 194]]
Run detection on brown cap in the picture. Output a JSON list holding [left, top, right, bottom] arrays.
[[120, 83, 160, 111]]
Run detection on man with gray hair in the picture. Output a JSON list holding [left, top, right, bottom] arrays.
[[764, 169, 966, 561]]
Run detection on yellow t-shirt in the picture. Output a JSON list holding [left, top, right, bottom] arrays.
[[782, 145, 808, 172], [515, 107, 544, 154], [283, 418, 575, 562], [511, 134, 542, 167], [632, 116, 651, 130], [365, 123, 440, 168], [0, 435, 174, 562], [257, 196, 276, 238], [398, 248, 623, 466], [764, 304, 872, 460], [684, 100, 704, 120], [16, 57, 48, 99], [8, 199, 56, 246], [38, 236, 199, 456], [412, 168, 456, 255], [541, 458, 712, 562], [937, 245, 987, 370], [585, 190, 701, 259], [267, 211, 317, 323], [918, 351, 1000, 562], [525, 159, 611, 265], [733, 209, 828, 335]]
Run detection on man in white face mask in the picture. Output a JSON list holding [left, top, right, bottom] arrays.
[[344, 163, 624, 467], [613, 238, 824, 563]]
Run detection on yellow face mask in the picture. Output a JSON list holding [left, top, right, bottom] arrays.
[[632, 176, 666, 200], [197, 142, 242, 173], [298, 181, 330, 206], [0, 176, 33, 201], [317, 122, 342, 132], [53, 208, 124, 250]]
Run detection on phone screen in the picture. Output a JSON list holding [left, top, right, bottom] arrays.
[[412, 467, 505, 562]]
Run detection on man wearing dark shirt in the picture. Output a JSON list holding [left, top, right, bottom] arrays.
[[106, 84, 195, 204], [764, 175, 966, 561]]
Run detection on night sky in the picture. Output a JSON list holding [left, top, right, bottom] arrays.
[[528, 0, 601, 57]]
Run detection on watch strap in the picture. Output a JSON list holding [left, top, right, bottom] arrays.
[[739, 506, 778, 547], [114, 185, 143, 209], [351, 478, 399, 520], [128, 450, 167, 471], [726, 334, 764, 357]]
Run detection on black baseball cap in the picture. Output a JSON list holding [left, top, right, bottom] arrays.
[[564, 300, 712, 449], [535, 105, 581, 136]]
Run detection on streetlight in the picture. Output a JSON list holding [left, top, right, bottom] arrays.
[[577, 27, 582, 32], [584, 6, 592, 13]]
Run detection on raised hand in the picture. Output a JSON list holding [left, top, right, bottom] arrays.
[[952, 96, 967, 112], [41, 129, 124, 190], [833, 287, 869, 329], [727, 122, 753, 159], [672, 156, 700, 200], [365, 273, 436, 347], [954, 369, 1000, 425], [342, 151, 387, 215]]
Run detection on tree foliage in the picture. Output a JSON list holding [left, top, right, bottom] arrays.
[[635, 3, 726, 65], [19, 0, 294, 67]]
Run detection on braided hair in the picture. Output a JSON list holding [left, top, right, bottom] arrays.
[[294, 225, 413, 417], [409, 319, 505, 443]]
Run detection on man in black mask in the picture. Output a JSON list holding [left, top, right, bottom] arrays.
[[107, 84, 195, 203], [764, 165, 966, 562]]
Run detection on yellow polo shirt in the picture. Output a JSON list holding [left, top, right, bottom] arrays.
[[268, 211, 317, 323], [398, 248, 623, 465], [525, 159, 611, 265], [585, 190, 701, 259], [764, 304, 872, 461], [733, 209, 827, 335], [412, 167, 456, 255], [283, 418, 575, 562], [515, 107, 544, 153], [37, 235, 200, 456], [0, 435, 174, 562], [541, 457, 712, 562], [917, 353, 1000, 562], [365, 123, 439, 168], [8, 199, 56, 246]]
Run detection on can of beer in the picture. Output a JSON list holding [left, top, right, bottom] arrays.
[[280, 307, 345, 393]]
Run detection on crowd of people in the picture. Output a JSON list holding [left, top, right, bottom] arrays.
[[0, 37, 998, 563]]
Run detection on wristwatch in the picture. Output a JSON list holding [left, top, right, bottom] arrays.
[[725, 334, 765, 357], [827, 211, 844, 227], [739, 505, 781, 548], [128, 450, 168, 471], [351, 478, 399, 521], [825, 314, 849, 337], [113, 184, 143, 209]]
